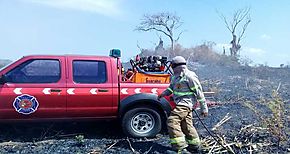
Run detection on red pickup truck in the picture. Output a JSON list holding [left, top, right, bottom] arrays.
[[0, 51, 174, 137]]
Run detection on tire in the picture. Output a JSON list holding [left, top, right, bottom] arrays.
[[122, 107, 161, 137]]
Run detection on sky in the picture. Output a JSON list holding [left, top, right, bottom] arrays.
[[0, 0, 289, 67]]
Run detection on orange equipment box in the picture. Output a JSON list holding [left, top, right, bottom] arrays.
[[132, 72, 170, 84]]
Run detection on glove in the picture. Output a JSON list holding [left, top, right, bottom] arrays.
[[199, 100, 208, 117]]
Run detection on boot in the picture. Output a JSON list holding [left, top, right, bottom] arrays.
[[166, 148, 191, 154], [187, 144, 202, 153], [177, 148, 191, 154]]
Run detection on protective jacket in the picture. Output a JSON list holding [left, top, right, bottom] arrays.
[[161, 65, 208, 113]]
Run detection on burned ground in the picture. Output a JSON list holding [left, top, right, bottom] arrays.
[[0, 65, 289, 154]]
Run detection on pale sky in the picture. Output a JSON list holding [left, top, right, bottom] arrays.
[[0, 0, 289, 67]]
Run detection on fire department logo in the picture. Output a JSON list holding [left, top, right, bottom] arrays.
[[13, 94, 39, 115]]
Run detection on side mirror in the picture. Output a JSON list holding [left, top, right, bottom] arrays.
[[0, 75, 7, 84]]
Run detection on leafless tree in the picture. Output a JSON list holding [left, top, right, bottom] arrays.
[[218, 7, 251, 57], [136, 12, 184, 57]]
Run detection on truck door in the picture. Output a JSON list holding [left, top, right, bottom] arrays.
[[66, 57, 113, 117], [0, 57, 66, 119]]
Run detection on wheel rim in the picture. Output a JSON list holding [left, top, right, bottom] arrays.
[[131, 112, 155, 134]]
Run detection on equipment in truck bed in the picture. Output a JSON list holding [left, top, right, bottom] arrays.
[[124, 55, 172, 83]]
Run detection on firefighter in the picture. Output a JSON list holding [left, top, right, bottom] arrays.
[[158, 56, 208, 153]]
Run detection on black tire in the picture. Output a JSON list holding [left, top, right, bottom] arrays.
[[122, 107, 161, 137]]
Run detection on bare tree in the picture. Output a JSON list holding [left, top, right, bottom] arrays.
[[136, 12, 183, 57], [218, 7, 251, 57]]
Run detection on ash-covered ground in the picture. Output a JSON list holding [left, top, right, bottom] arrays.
[[0, 65, 289, 154]]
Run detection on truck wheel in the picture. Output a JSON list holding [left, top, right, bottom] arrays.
[[122, 108, 161, 137]]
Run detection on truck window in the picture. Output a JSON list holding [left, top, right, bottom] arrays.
[[5, 59, 61, 83], [73, 60, 107, 84]]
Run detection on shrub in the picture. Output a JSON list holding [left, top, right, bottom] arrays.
[[244, 90, 287, 147], [137, 41, 242, 66]]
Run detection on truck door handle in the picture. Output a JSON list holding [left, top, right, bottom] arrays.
[[98, 89, 109, 92], [51, 89, 62, 92]]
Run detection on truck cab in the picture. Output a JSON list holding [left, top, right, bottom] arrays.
[[0, 52, 173, 137]]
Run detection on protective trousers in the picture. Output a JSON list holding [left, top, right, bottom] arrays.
[[167, 105, 201, 150]]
